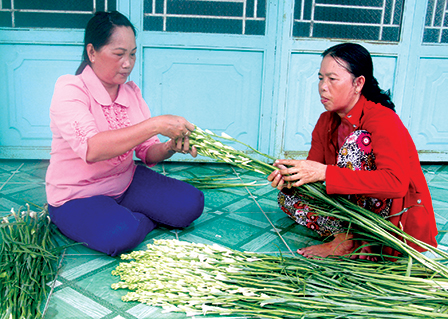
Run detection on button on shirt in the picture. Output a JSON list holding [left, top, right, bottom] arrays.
[[45, 66, 160, 207]]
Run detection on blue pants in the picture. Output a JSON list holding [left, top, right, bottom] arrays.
[[48, 165, 204, 256]]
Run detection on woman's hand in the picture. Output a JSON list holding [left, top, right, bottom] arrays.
[[268, 164, 288, 190], [153, 115, 195, 140], [165, 136, 197, 157], [268, 159, 327, 189]]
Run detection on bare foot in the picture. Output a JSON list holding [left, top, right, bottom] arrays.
[[353, 241, 378, 262], [297, 233, 378, 261]]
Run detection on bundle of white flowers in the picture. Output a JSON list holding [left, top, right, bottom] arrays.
[[112, 239, 448, 318]]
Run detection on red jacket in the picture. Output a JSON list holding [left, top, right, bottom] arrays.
[[308, 96, 438, 253]]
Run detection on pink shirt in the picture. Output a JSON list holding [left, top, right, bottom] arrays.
[[45, 66, 160, 207]]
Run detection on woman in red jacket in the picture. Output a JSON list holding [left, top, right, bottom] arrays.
[[268, 43, 438, 259]]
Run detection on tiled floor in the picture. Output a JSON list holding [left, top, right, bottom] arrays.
[[1, 159, 448, 319]]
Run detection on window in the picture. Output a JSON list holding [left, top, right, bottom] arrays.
[[143, 0, 267, 35], [293, 0, 405, 42], [423, 0, 448, 43], [0, 0, 116, 29]]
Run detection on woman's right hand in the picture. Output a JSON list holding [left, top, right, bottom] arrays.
[[165, 136, 198, 157], [269, 159, 327, 189], [153, 115, 195, 140], [268, 163, 288, 190]]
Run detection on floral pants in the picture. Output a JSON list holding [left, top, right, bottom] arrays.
[[278, 130, 392, 237]]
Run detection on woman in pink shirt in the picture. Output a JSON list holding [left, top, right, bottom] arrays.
[[45, 11, 204, 256]]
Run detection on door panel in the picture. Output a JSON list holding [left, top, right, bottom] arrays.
[[283, 53, 322, 158], [143, 48, 263, 141], [142, 47, 264, 160], [411, 57, 448, 161], [0, 44, 81, 159]]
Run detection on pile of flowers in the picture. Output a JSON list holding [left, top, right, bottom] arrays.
[[111, 126, 448, 318]]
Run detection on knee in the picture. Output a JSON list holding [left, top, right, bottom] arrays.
[[172, 188, 205, 228], [89, 214, 155, 257]]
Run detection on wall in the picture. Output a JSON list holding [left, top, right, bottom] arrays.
[[0, 0, 447, 161]]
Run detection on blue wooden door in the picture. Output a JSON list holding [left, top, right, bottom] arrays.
[[128, 0, 278, 160], [0, 0, 276, 159], [0, 0, 447, 161], [275, 0, 448, 162]]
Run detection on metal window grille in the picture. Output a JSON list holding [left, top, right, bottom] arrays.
[[0, 0, 116, 29], [143, 0, 266, 35], [293, 0, 405, 42], [423, 0, 448, 43]]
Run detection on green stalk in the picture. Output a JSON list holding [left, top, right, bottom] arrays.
[[296, 182, 448, 277], [112, 239, 448, 318], [189, 126, 448, 272], [111, 127, 448, 317], [182, 176, 268, 189], [0, 205, 73, 319]]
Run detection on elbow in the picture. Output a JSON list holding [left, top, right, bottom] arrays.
[[85, 145, 103, 163], [85, 153, 100, 164], [388, 175, 409, 198], [394, 186, 408, 198]]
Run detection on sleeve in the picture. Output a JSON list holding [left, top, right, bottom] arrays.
[[127, 82, 160, 166], [49, 75, 100, 162], [325, 109, 410, 199], [306, 113, 327, 163]]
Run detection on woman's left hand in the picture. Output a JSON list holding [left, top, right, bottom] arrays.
[[273, 159, 327, 188], [166, 136, 197, 157]]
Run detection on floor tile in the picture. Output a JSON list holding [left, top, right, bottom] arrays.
[[0, 159, 447, 319]]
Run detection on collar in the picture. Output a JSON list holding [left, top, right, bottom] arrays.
[[341, 95, 366, 129], [80, 65, 130, 107]]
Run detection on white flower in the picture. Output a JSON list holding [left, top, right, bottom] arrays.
[[215, 273, 228, 281], [178, 305, 201, 317], [225, 266, 241, 273], [212, 243, 231, 252], [200, 273, 214, 281], [177, 252, 186, 258], [161, 304, 179, 313], [221, 132, 233, 139], [201, 304, 219, 315], [209, 287, 222, 294], [222, 258, 235, 263], [235, 287, 257, 296]]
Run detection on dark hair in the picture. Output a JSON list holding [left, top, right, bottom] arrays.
[[322, 43, 395, 112], [76, 11, 136, 75]]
